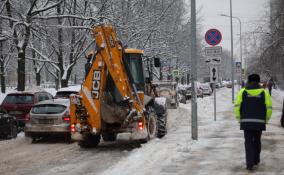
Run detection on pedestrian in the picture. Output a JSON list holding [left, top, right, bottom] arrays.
[[241, 80, 245, 88], [234, 74, 272, 171], [267, 78, 275, 96]]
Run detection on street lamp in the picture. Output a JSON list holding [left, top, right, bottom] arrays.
[[219, 0, 235, 103], [191, 0, 198, 140], [220, 14, 243, 87]]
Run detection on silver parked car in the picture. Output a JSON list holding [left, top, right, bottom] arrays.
[[25, 99, 70, 141], [201, 84, 212, 96], [54, 85, 80, 99]]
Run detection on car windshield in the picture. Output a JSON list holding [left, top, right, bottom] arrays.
[[3, 94, 34, 104], [31, 104, 66, 114], [55, 91, 78, 98]]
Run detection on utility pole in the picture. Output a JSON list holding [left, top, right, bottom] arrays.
[[191, 0, 198, 140], [220, 14, 242, 90], [230, 0, 235, 103], [238, 17, 242, 87]]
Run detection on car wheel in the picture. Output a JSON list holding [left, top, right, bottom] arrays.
[[31, 137, 39, 143], [11, 123, 18, 138]]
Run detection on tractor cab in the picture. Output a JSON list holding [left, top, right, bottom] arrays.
[[123, 48, 145, 92]]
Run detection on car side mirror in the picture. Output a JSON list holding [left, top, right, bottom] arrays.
[[154, 57, 161, 67]]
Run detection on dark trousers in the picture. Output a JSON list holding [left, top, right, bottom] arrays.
[[244, 130, 262, 167], [268, 87, 272, 96]]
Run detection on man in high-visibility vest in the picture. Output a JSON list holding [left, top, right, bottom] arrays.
[[234, 74, 272, 171]]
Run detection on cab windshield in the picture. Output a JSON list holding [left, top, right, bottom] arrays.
[[124, 53, 145, 91]]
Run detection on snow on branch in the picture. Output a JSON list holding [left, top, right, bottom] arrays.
[[0, 15, 19, 23], [31, 0, 64, 16], [29, 46, 60, 70], [31, 14, 113, 23], [44, 64, 58, 79], [41, 24, 92, 30], [26, 57, 59, 64], [0, 37, 8, 41], [62, 63, 75, 80]]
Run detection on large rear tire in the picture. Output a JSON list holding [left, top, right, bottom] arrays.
[[147, 112, 157, 140], [79, 134, 101, 148], [157, 113, 167, 138]]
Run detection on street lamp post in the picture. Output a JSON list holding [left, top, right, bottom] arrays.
[[230, 0, 235, 104], [220, 14, 243, 88], [191, 0, 198, 140]]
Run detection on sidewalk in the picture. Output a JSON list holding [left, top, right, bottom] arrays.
[[179, 89, 284, 175]]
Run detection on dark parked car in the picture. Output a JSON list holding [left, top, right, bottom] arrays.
[[1, 91, 53, 130], [0, 108, 18, 139], [184, 86, 203, 99], [25, 99, 71, 141]]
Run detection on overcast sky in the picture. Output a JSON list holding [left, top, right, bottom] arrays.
[[196, 0, 270, 59]]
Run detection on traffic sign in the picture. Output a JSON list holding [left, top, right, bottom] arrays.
[[210, 66, 218, 83], [205, 57, 222, 65], [205, 46, 222, 56], [211, 57, 222, 65], [172, 69, 179, 77], [235, 61, 241, 73], [205, 29, 222, 46]]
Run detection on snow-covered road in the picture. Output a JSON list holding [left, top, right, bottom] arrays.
[[0, 87, 283, 175]]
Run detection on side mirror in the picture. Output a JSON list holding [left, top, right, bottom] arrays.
[[154, 57, 161, 67]]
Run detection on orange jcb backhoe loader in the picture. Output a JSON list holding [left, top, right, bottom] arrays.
[[69, 24, 167, 148]]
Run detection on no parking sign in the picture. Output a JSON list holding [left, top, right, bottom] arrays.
[[205, 29, 222, 46]]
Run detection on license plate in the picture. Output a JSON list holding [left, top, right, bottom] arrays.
[[38, 119, 54, 124], [9, 111, 23, 115]]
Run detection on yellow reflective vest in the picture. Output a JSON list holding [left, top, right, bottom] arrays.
[[234, 88, 272, 123]]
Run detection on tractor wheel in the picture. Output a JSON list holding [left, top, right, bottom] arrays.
[[79, 134, 101, 148], [147, 112, 157, 140], [157, 112, 167, 138]]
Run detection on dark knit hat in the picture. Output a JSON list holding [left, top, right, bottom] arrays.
[[248, 74, 260, 83]]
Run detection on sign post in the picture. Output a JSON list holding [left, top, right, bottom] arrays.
[[235, 61, 242, 90], [210, 66, 218, 121], [205, 28, 222, 121]]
